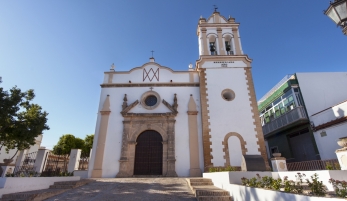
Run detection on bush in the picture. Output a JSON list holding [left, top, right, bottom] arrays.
[[329, 178, 347, 198], [306, 173, 326, 196]]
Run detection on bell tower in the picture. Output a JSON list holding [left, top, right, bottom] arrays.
[[196, 11, 269, 171], [197, 11, 243, 56]]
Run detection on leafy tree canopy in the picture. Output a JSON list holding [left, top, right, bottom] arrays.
[[52, 134, 94, 156], [82, 134, 94, 157], [0, 86, 49, 159]]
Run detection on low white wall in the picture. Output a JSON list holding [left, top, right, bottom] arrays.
[[74, 170, 88, 179], [0, 176, 80, 198], [204, 170, 347, 192], [227, 184, 342, 201], [203, 171, 272, 189]]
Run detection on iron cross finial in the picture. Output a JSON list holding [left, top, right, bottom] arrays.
[[151, 50, 154, 58], [213, 5, 218, 12]]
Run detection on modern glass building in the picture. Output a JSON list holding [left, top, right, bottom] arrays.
[[258, 74, 320, 163]]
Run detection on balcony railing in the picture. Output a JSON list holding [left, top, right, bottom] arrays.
[[262, 106, 307, 135], [287, 159, 339, 171]]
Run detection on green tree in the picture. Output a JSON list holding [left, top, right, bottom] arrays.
[[0, 86, 49, 160], [82, 134, 94, 156], [52, 134, 84, 155]]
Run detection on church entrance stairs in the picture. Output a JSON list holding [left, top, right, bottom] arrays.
[[186, 178, 233, 201], [3, 178, 195, 200]]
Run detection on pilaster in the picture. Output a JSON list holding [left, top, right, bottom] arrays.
[[201, 28, 209, 55], [232, 28, 242, 55], [91, 95, 111, 178], [187, 95, 202, 177], [217, 28, 226, 55]]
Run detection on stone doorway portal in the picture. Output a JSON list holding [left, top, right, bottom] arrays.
[[134, 130, 163, 175]]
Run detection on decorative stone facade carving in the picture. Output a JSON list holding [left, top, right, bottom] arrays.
[[116, 95, 178, 177]]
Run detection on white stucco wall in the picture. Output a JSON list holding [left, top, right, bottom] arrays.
[[313, 123, 347, 160], [204, 67, 260, 167], [310, 100, 347, 160], [108, 63, 199, 84], [89, 62, 203, 177], [296, 72, 347, 117]]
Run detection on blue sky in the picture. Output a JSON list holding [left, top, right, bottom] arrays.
[[0, 1, 346, 149]]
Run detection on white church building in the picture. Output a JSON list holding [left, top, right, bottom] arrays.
[[88, 11, 268, 178]]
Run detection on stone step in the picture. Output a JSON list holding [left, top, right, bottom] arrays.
[[49, 184, 75, 189], [1, 189, 66, 201], [190, 182, 214, 186], [196, 190, 230, 196], [197, 196, 233, 201], [189, 178, 212, 183], [186, 178, 233, 201]]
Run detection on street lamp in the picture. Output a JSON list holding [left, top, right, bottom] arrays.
[[0, 76, 2, 84], [324, 0, 347, 35]]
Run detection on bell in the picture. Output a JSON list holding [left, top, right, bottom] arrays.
[[226, 45, 231, 52]]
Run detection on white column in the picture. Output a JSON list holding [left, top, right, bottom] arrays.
[[68, 149, 82, 173], [15, 150, 28, 167], [336, 149, 347, 170], [33, 149, 50, 173]]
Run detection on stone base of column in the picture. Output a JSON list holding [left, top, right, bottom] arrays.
[[165, 159, 177, 177], [91, 169, 102, 178], [116, 160, 132, 178], [271, 157, 288, 172], [189, 168, 202, 177], [336, 148, 347, 170], [1, 165, 15, 177]]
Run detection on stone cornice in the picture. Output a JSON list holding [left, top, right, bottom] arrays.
[[101, 83, 199, 88], [100, 111, 111, 115], [187, 111, 198, 115], [122, 112, 177, 117]]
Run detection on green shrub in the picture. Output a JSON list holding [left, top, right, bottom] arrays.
[[329, 178, 347, 198], [306, 173, 326, 196]]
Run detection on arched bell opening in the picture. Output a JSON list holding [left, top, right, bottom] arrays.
[[133, 130, 163, 175]]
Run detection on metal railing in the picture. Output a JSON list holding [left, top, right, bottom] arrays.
[[41, 152, 69, 176], [287, 159, 340, 171], [262, 106, 308, 135], [78, 157, 89, 170], [8, 151, 38, 176]]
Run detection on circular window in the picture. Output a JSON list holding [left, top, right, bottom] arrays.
[[141, 91, 161, 110], [221, 89, 235, 101], [145, 95, 157, 106]]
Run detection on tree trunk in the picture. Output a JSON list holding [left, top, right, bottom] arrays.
[[10, 149, 19, 160]]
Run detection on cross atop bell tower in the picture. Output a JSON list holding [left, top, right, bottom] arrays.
[[197, 11, 243, 56]]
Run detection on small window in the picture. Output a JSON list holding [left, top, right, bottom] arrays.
[[221, 89, 235, 101], [144, 95, 157, 106]]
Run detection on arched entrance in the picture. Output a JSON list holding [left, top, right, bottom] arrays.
[[134, 130, 163, 175]]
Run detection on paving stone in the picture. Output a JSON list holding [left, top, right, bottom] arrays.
[[44, 178, 196, 201]]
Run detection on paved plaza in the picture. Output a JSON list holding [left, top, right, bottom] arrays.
[[45, 178, 196, 201]]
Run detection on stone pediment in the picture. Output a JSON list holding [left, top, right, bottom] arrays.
[[120, 94, 178, 117]]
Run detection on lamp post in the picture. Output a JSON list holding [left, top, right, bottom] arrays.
[[324, 0, 347, 36], [0, 76, 2, 84]]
